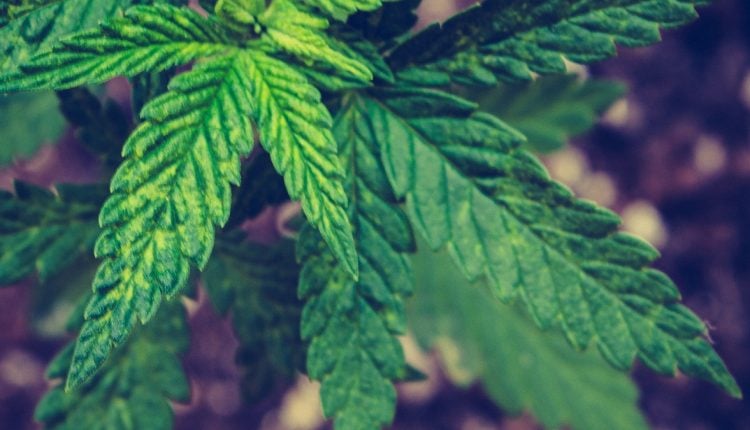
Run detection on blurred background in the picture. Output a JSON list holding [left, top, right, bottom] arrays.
[[1, 0, 750, 428]]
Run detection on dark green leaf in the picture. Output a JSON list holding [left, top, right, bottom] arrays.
[[204, 233, 304, 402], [0, 0, 134, 73], [348, 0, 420, 45], [226, 152, 289, 229], [467, 74, 625, 152], [369, 85, 740, 398], [0, 4, 234, 91], [0, 181, 104, 285], [390, 0, 705, 85], [57, 87, 130, 169], [35, 299, 190, 430], [296, 92, 416, 429]]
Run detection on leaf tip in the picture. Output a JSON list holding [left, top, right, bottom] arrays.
[[64, 367, 86, 393], [723, 375, 743, 399], [342, 248, 359, 280]]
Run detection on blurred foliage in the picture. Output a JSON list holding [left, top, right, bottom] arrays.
[[0, 181, 103, 286], [408, 245, 648, 430], [466, 74, 625, 153], [35, 298, 190, 430], [203, 233, 306, 403], [0, 91, 65, 165]]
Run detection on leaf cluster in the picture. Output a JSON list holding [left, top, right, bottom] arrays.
[[0, 1, 741, 429]]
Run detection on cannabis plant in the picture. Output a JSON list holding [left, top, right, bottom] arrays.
[[0, 0, 741, 429]]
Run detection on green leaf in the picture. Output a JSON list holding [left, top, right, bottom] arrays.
[[390, 0, 705, 85], [293, 25, 394, 91], [297, 93, 415, 429], [258, 0, 373, 83], [369, 85, 741, 398], [332, 25, 394, 84], [467, 74, 625, 152], [68, 53, 256, 390], [244, 49, 358, 277], [130, 67, 177, 118], [304, 0, 381, 21], [0, 91, 65, 164], [215, 0, 264, 27], [0, 0, 133, 73], [204, 233, 304, 402], [409, 246, 648, 430], [0, 4, 233, 92], [0, 181, 104, 285], [35, 299, 190, 430], [297, 230, 401, 430]]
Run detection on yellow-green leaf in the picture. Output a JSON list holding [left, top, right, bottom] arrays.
[[244, 49, 358, 277]]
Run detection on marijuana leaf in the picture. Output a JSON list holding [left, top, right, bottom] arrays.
[[304, 0, 381, 21], [297, 93, 415, 429], [298, 229, 403, 430], [204, 233, 304, 402], [259, 0, 373, 83], [131, 68, 178, 120], [68, 53, 256, 390], [244, 49, 358, 277], [0, 182, 104, 285], [0, 0, 133, 72], [0, 0, 737, 429], [0, 2, 359, 276], [35, 299, 190, 430], [468, 74, 625, 153], [409, 247, 648, 430], [0, 4, 233, 92], [0, 91, 65, 164], [391, 0, 706, 85], [294, 25, 394, 91], [368, 85, 740, 397], [1, 3, 359, 387], [214, 0, 264, 21]]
